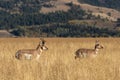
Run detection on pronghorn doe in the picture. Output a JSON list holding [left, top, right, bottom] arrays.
[[75, 40, 103, 59], [15, 39, 48, 60]]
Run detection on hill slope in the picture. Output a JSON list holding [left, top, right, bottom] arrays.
[[40, 0, 120, 21], [0, 0, 120, 37], [0, 0, 120, 21], [0, 30, 15, 37], [78, 0, 120, 10]]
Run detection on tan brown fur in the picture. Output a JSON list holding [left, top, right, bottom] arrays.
[[15, 39, 48, 60], [75, 40, 103, 59]]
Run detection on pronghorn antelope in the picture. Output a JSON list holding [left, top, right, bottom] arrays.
[[15, 39, 48, 60], [75, 40, 103, 59]]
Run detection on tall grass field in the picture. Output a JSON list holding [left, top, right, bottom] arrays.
[[0, 38, 120, 80]]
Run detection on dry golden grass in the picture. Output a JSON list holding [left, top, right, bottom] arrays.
[[0, 38, 120, 80]]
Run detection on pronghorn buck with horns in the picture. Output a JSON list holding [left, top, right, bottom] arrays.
[[75, 40, 103, 59], [15, 39, 48, 60]]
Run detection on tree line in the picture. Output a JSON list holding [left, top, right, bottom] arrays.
[[11, 23, 120, 37], [0, 4, 86, 29]]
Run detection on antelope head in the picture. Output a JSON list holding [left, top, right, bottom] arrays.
[[95, 40, 104, 49], [39, 38, 48, 51]]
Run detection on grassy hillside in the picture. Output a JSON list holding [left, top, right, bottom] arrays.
[[78, 0, 120, 11], [0, 0, 120, 37], [0, 4, 87, 29], [0, 38, 120, 80]]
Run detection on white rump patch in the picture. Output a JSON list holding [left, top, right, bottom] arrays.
[[82, 53, 87, 58], [15, 52, 19, 59], [24, 54, 32, 60]]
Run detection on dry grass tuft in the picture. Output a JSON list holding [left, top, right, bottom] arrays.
[[0, 38, 120, 80]]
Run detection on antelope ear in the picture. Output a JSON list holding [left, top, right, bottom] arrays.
[[40, 38, 46, 45], [40, 41, 43, 46], [40, 38, 45, 41], [95, 40, 99, 44]]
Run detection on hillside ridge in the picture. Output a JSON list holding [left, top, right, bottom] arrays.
[[40, 0, 120, 21]]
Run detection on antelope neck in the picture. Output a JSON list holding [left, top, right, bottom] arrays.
[[95, 48, 99, 54]]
